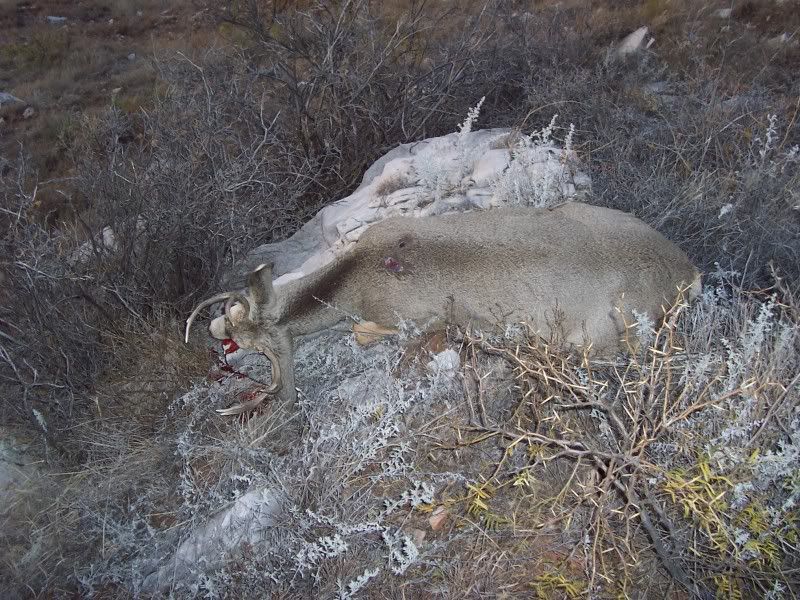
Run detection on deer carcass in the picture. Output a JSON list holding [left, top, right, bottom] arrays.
[[186, 203, 701, 413]]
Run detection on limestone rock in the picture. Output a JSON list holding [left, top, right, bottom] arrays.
[[141, 487, 280, 592], [609, 27, 652, 62], [0, 92, 23, 106]]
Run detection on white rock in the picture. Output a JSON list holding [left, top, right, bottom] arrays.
[[143, 487, 279, 592], [427, 349, 461, 381], [68, 216, 145, 266], [344, 224, 368, 243], [0, 92, 22, 106], [385, 186, 425, 207], [428, 194, 470, 216], [718, 203, 734, 218], [613, 26, 649, 60], [101, 226, 118, 251], [336, 216, 366, 239], [22, 107, 35, 119], [714, 8, 732, 18], [377, 156, 415, 184], [46, 15, 67, 25], [127, 53, 136, 61], [468, 148, 511, 187]]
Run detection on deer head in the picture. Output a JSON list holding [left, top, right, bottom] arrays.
[[185, 263, 294, 414]]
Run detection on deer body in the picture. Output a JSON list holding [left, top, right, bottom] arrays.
[[187, 203, 700, 413]]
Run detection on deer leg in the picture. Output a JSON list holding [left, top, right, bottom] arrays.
[[271, 328, 297, 405]]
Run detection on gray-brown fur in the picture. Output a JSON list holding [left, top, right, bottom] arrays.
[[186, 203, 701, 410]]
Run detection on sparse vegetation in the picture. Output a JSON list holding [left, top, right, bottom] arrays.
[[1, 0, 799, 598]]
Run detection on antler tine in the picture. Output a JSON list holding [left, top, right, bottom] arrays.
[[216, 391, 269, 416], [257, 343, 283, 394], [185, 292, 236, 343]]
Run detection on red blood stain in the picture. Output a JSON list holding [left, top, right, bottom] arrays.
[[384, 257, 403, 273]]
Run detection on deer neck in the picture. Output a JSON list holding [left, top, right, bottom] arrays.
[[274, 253, 361, 337]]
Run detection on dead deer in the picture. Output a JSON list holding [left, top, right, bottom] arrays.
[[186, 203, 701, 414]]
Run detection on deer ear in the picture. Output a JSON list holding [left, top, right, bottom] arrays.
[[248, 263, 276, 307]]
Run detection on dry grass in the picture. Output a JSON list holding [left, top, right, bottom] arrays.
[[410, 280, 799, 597], [0, 0, 219, 225]]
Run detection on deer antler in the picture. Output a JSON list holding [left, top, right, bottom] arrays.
[[215, 342, 283, 416], [184, 292, 251, 343]]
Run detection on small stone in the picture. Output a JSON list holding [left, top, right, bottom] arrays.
[[108, 18, 114, 25], [111, 87, 123, 95], [612, 26, 649, 61], [127, 53, 136, 61], [410, 528, 426, 546], [718, 203, 734, 219], [714, 8, 732, 18], [22, 107, 35, 119], [0, 92, 22, 106], [429, 506, 448, 531], [46, 16, 67, 25]]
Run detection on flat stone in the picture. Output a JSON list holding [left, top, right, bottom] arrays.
[[0, 92, 22, 106], [613, 26, 649, 60]]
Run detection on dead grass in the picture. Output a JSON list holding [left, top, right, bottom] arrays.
[[405, 282, 799, 597], [89, 315, 211, 430], [0, 0, 221, 225]]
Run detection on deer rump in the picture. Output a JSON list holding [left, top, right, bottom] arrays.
[[186, 203, 701, 414]]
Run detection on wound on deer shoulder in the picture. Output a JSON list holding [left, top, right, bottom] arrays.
[[384, 257, 404, 273]]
